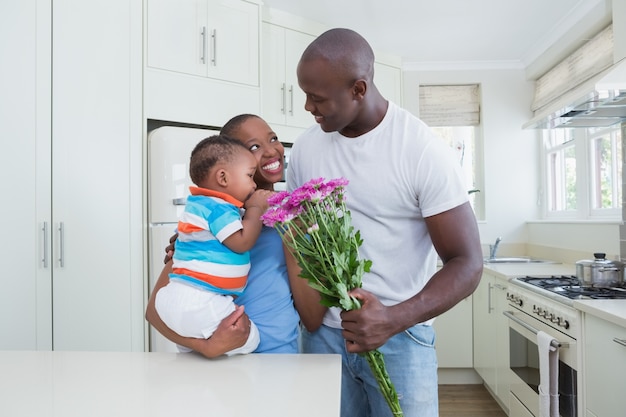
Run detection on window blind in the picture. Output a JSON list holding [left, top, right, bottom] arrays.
[[418, 84, 480, 126], [531, 24, 614, 113]]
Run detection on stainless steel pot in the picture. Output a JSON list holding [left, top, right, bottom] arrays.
[[576, 253, 624, 287]]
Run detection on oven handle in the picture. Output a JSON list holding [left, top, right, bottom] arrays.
[[503, 310, 568, 349]]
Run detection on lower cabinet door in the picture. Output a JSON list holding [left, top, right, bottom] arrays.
[[509, 392, 534, 417]]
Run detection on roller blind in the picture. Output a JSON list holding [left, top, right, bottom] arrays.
[[418, 84, 480, 126], [531, 24, 614, 113]]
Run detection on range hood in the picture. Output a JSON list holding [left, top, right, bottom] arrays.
[[523, 60, 626, 129]]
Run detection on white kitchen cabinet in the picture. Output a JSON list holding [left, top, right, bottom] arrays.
[[146, 0, 259, 87], [260, 22, 403, 129], [433, 296, 473, 367], [0, 0, 51, 350], [0, 0, 143, 351], [374, 61, 403, 106], [473, 271, 510, 411], [583, 314, 626, 417], [474, 273, 497, 388], [261, 22, 314, 129], [494, 279, 511, 411]]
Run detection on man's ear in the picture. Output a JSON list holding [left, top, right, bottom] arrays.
[[352, 79, 367, 100], [215, 168, 228, 187]]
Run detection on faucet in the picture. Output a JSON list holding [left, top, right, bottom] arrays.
[[489, 237, 502, 259]]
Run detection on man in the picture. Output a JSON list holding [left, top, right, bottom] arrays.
[[285, 28, 483, 417]]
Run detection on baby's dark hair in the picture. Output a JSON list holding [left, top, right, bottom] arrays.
[[189, 134, 249, 185]]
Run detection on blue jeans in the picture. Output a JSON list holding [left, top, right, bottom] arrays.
[[302, 324, 438, 417]]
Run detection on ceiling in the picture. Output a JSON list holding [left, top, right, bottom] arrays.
[[260, 0, 613, 77]]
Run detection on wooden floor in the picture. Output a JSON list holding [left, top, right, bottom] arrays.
[[439, 384, 507, 417]]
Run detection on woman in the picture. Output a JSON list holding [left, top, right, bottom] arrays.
[[145, 114, 300, 357]]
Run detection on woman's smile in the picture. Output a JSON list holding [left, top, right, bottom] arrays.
[[262, 159, 282, 174]]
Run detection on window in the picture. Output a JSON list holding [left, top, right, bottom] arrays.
[[430, 126, 482, 209], [542, 124, 622, 219], [419, 84, 484, 220], [545, 129, 576, 212], [530, 23, 622, 221], [589, 127, 622, 212]]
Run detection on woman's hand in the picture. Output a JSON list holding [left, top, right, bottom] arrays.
[[194, 305, 252, 357], [163, 233, 178, 264]]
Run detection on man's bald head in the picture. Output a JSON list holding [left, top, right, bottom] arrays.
[[300, 28, 375, 84]]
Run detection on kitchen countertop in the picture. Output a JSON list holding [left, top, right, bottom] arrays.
[[0, 351, 341, 417], [572, 299, 626, 328], [484, 262, 626, 329], [482, 261, 576, 279]]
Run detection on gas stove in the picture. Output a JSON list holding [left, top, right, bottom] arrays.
[[513, 275, 626, 301], [507, 276, 580, 338]]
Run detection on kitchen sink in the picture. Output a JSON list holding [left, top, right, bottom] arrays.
[[483, 257, 559, 264]]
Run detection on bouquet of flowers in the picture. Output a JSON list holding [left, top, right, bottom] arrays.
[[261, 177, 403, 417]]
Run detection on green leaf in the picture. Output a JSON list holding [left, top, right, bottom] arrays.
[[335, 282, 353, 310], [306, 281, 334, 297]]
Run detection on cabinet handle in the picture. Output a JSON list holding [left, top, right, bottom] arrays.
[[42, 222, 48, 268], [487, 283, 494, 313], [281, 83, 286, 114], [200, 26, 206, 64], [58, 222, 65, 267], [494, 283, 507, 290], [211, 29, 217, 66], [614, 337, 626, 347], [289, 85, 294, 115]]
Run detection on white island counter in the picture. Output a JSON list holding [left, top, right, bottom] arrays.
[[0, 351, 341, 417]]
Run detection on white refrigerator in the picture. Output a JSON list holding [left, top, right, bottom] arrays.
[[147, 125, 220, 352]]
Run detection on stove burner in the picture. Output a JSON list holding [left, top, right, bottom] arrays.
[[515, 275, 626, 300], [550, 285, 626, 300], [517, 275, 579, 288]]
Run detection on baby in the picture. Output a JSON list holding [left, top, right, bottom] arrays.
[[156, 134, 271, 355]]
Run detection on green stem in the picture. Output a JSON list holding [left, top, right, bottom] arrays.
[[286, 228, 333, 294], [363, 350, 404, 416], [340, 295, 403, 416]]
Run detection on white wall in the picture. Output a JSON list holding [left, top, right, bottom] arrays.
[[528, 221, 620, 263], [402, 67, 621, 261], [402, 68, 537, 254]]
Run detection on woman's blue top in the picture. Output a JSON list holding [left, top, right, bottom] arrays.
[[235, 226, 300, 353]]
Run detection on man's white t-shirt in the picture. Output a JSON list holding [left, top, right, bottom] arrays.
[[287, 102, 468, 328]]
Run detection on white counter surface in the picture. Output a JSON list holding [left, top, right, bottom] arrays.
[[573, 299, 626, 328], [0, 351, 341, 417], [482, 262, 576, 280]]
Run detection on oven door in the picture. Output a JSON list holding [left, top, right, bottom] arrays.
[[505, 310, 578, 417]]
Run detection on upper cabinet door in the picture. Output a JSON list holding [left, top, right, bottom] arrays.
[[206, 0, 259, 86], [284, 29, 314, 127], [261, 23, 287, 126], [147, 0, 259, 86], [147, 0, 204, 76], [261, 23, 314, 129]]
